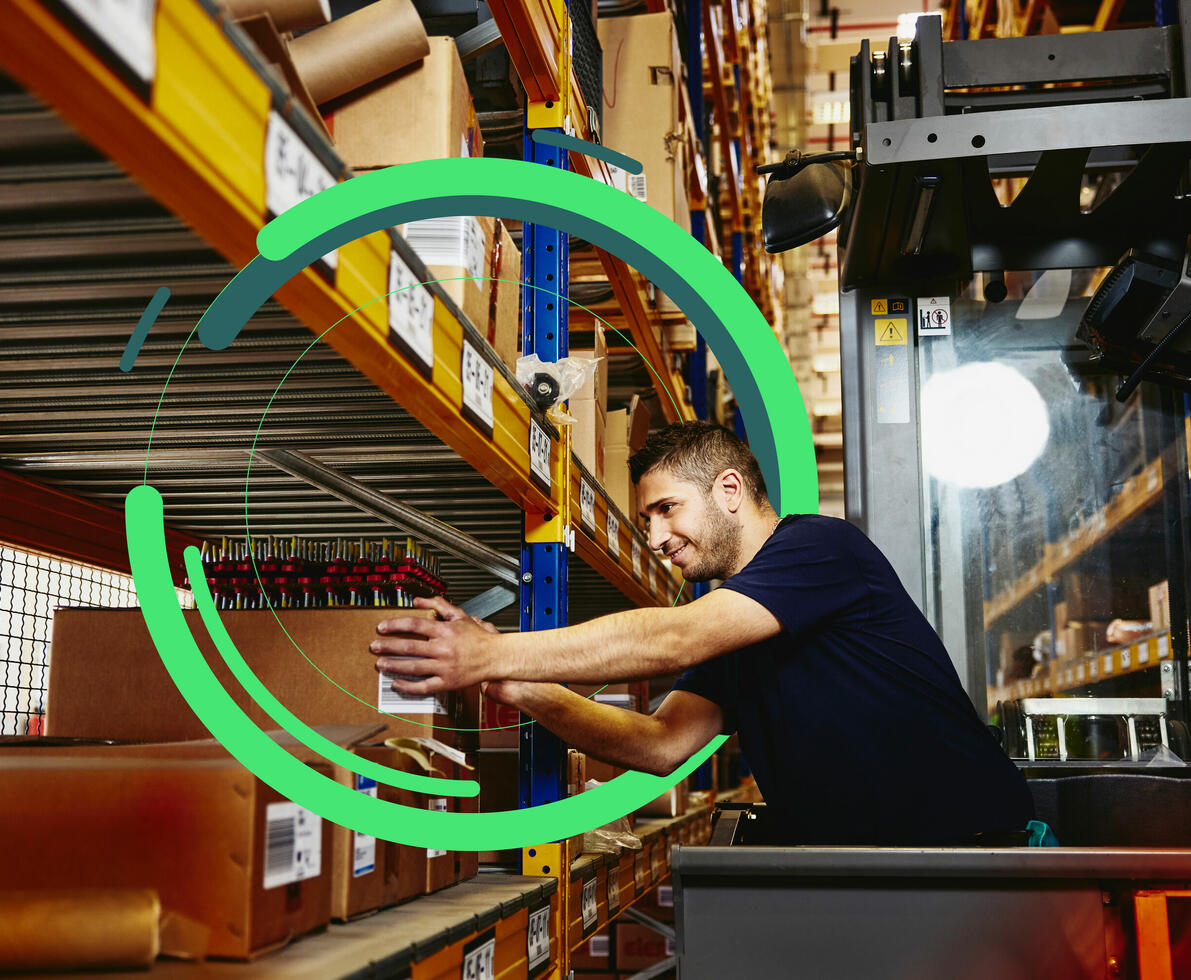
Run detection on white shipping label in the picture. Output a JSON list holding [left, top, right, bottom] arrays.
[[61, 0, 157, 86], [461, 339, 495, 430], [378, 671, 447, 716], [580, 877, 598, 930], [606, 868, 620, 910], [426, 798, 448, 859], [353, 775, 378, 877], [916, 296, 951, 336], [527, 906, 551, 970], [529, 419, 551, 488], [631, 538, 642, 579], [263, 802, 322, 889], [606, 512, 620, 559], [405, 217, 485, 281], [627, 172, 647, 202], [388, 251, 435, 371], [462, 935, 496, 980], [264, 112, 338, 270], [580, 479, 596, 532]]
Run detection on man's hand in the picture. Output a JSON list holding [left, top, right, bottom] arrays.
[[372, 595, 500, 693]]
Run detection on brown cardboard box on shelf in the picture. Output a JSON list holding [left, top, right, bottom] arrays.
[[161, 724, 390, 923], [1060, 622, 1110, 661], [1054, 601, 1069, 634], [476, 748, 519, 864], [47, 608, 477, 748], [571, 929, 613, 970], [361, 736, 475, 895], [616, 921, 674, 971], [572, 396, 607, 484], [572, 325, 608, 408], [324, 36, 483, 167], [604, 395, 650, 519], [0, 749, 333, 959], [1150, 580, 1171, 632], [636, 778, 688, 819], [598, 13, 689, 233], [479, 692, 521, 749], [1062, 572, 1114, 622]]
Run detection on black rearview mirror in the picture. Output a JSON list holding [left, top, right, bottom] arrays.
[[762, 160, 852, 253]]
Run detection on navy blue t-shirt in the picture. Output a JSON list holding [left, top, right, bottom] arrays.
[[675, 514, 1034, 845]]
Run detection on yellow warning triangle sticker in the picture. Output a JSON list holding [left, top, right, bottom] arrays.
[[879, 321, 903, 342]]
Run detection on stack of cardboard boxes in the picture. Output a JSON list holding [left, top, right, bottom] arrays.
[[0, 607, 484, 960]]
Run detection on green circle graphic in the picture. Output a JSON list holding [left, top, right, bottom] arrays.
[[128, 156, 816, 849]]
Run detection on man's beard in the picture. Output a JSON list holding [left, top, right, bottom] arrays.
[[682, 501, 742, 582]]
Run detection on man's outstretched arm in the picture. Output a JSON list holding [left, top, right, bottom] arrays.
[[486, 683, 726, 777], [371, 588, 781, 695]]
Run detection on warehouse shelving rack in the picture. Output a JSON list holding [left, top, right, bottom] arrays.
[[0, 0, 760, 976]]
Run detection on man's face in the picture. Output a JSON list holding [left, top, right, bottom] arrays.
[[637, 467, 742, 582]]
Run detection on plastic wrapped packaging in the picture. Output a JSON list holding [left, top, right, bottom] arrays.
[[581, 778, 642, 853], [516, 354, 601, 422]]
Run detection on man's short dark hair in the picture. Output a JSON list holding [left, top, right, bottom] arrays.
[[629, 420, 769, 504]]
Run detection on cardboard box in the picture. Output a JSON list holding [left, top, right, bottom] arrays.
[[636, 778, 688, 818], [480, 693, 521, 749], [572, 930, 612, 970], [1062, 572, 1114, 621], [572, 325, 608, 408], [616, 921, 674, 971], [604, 397, 649, 521], [572, 397, 607, 484], [476, 748, 519, 865], [665, 320, 696, 351], [1150, 580, 1171, 632], [47, 607, 476, 747], [325, 36, 483, 167], [0, 750, 333, 959], [598, 14, 688, 232], [1053, 601, 1069, 634]]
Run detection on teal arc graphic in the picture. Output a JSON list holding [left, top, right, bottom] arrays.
[[135, 155, 816, 848]]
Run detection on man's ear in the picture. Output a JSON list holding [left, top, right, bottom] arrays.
[[716, 469, 746, 514]]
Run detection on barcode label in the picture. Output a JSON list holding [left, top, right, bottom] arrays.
[[1103, 654, 1113, 675], [647, 561, 656, 595], [461, 931, 496, 980], [263, 802, 322, 889], [658, 884, 673, 906], [427, 798, 449, 859], [580, 479, 596, 532], [580, 876, 598, 930], [61, 0, 157, 86], [264, 112, 337, 270], [665, 937, 676, 956], [627, 172, 647, 202], [1140, 642, 1151, 665], [1121, 649, 1132, 670], [651, 846, 663, 880], [590, 933, 610, 956], [353, 775, 378, 877], [389, 250, 435, 373], [527, 906, 551, 970], [405, 217, 485, 282], [635, 850, 649, 888], [606, 512, 620, 559], [461, 339, 495, 431], [1148, 468, 1160, 491], [631, 538, 642, 578], [529, 419, 551, 489], [1159, 635, 1170, 659], [606, 870, 620, 910], [378, 671, 447, 716]]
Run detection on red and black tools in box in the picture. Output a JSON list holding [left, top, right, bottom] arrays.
[[195, 536, 447, 609]]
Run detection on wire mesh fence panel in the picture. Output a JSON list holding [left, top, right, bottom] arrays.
[[0, 545, 192, 736]]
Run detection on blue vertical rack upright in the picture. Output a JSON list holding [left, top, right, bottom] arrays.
[[519, 127, 571, 811]]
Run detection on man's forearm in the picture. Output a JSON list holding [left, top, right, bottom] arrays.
[[491, 605, 695, 685], [513, 683, 679, 776]]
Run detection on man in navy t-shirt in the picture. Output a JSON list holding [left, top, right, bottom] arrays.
[[372, 421, 1034, 845]]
